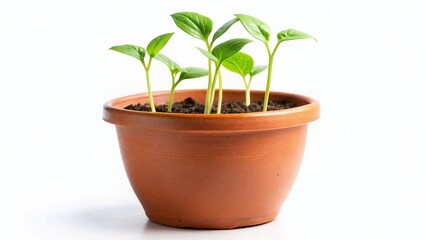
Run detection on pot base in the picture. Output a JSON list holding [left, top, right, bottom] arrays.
[[146, 213, 277, 229]]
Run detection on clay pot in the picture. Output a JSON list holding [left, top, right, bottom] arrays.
[[103, 89, 320, 229]]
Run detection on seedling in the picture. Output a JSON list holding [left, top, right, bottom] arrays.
[[110, 33, 174, 112], [196, 38, 252, 113], [110, 13, 316, 114], [235, 14, 316, 111], [154, 53, 208, 112], [222, 52, 267, 106], [171, 12, 251, 114]]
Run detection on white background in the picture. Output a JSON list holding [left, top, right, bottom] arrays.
[[1, 0, 425, 239]]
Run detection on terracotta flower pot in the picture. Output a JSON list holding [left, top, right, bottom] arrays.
[[103, 89, 320, 229]]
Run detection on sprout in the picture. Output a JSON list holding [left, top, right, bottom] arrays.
[[235, 14, 316, 111], [110, 33, 174, 112], [223, 52, 267, 106], [155, 53, 208, 112], [110, 13, 316, 114]]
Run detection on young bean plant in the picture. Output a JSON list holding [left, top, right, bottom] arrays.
[[222, 52, 267, 106], [110, 33, 174, 112], [154, 53, 208, 112], [235, 14, 316, 111], [110, 12, 316, 114], [171, 12, 251, 114]]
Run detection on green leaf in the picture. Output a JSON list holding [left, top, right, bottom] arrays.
[[147, 33, 174, 57], [171, 12, 213, 42], [196, 47, 218, 62], [250, 65, 268, 77], [212, 18, 238, 45], [109, 44, 146, 61], [178, 67, 208, 82], [211, 38, 252, 63], [277, 29, 317, 43], [222, 52, 254, 78], [154, 53, 181, 73], [235, 14, 271, 44]]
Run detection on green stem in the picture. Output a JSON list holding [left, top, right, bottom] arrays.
[[263, 43, 279, 112], [245, 89, 250, 107], [248, 75, 253, 88], [143, 59, 156, 112], [216, 70, 223, 114], [245, 76, 251, 106], [208, 64, 221, 109], [205, 67, 220, 114], [204, 60, 213, 113], [204, 43, 213, 114], [168, 74, 176, 112]]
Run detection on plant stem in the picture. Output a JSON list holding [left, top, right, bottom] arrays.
[[204, 60, 213, 113], [205, 67, 220, 114], [248, 75, 253, 88], [168, 85, 176, 112], [167, 74, 176, 112], [142, 59, 156, 112], [244, 76, 251, 106], [204, 43, 213, 114], [216, 70, 223, 114], [208, 65, 221, 109], [263, 44, 279, 112]]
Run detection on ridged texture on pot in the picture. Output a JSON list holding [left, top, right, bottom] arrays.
[[103, 89, 320, 229]]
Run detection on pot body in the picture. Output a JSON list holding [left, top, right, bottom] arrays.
[[103, 89, 320, 229]]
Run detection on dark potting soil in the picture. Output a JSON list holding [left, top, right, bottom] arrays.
[[124, 97, 297, 114]]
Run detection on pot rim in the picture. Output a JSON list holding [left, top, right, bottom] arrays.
[[103, 89, 320, 132]]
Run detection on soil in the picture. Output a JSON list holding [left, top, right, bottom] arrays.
[[124, 97, 297, 114]]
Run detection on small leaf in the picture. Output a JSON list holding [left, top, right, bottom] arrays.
[[147, 32, 174, 57], [250, 65, 268, 77], [211, 38, 252, 63], [109, 44, 146, 61], [178, 67, 208, 82], [196, 47, 218, 62], [235, 14, 271, 44], [212, 18, 238, 44], [277, 29, 317, 43], [222, 52, 254, 78], [154, 53, 181, 73], [171, 12, 213, 42]]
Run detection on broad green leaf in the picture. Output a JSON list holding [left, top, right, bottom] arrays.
[[109, 44, 146, 61], [277, 29, 317, 43], [196, 47, 218, 62], [250, 65, 268, 77], [212, 18, 238, 44], [222, 52, 254, 78], [235, 14, 271, 44], [154, 53, 181, 73], [171, 12, 213, 42], [178, 67, 208, 82], [147, 32, 174, 57], [211, 38, 252, 63]]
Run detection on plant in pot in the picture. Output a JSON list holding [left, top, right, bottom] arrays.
[[103, 12, 319, 229]]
